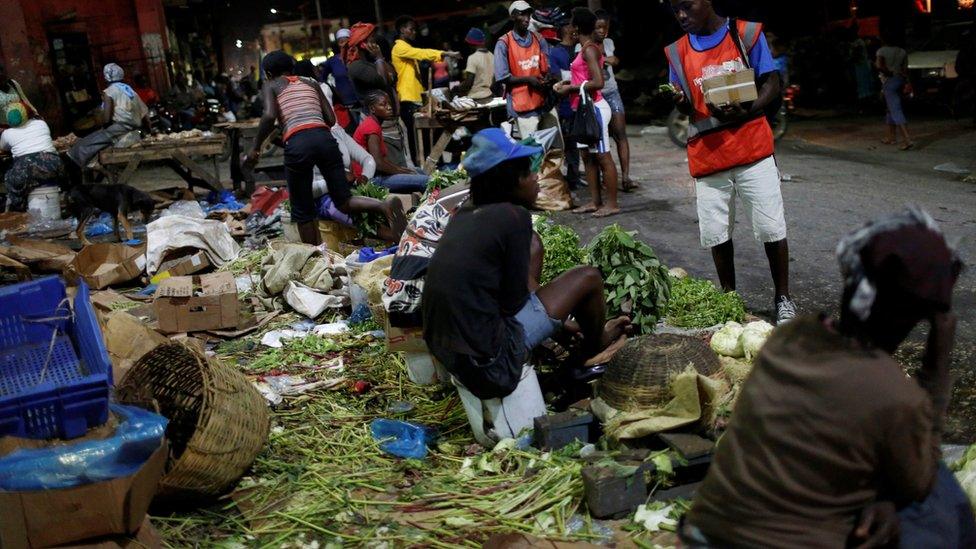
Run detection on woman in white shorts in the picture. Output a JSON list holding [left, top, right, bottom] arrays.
[[555, 7, 619, 218]]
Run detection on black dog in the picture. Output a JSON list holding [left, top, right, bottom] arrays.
[[67, 184, 156, 245]]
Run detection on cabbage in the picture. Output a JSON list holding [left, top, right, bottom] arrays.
[[955, 444, 976, 509], [741, 320, 775, 362], [710, 321, 744, 358]]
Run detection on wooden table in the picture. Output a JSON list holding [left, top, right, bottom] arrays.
[[98, 135, 227, 194], [214, 119, 283, 195], [413, 105, 505, 173]]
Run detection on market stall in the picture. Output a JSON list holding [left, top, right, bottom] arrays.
[[214, 119, 283, 195], [97, 132, 227, 195], [413, 97, 507, 172]]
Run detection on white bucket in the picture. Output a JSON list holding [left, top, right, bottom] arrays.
[[453, 365, 546, 447], [28, 186, 61, 221], [280, 210, 301, 243], [404, 351, 451, 386]]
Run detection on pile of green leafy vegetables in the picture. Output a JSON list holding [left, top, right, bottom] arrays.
[[587, 224, 671, 334], [533, 216, 587, 285], [666, 275, 746, 328], [425, 166, 469, 196], [351, 181, 390, 237]]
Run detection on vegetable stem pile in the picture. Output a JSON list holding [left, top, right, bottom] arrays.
[[666, 276, 746, 328]]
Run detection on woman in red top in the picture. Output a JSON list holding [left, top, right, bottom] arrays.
[[246, 51, 405, 244], [353, 90, 430, 193]]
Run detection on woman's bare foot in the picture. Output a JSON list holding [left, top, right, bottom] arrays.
[[600, 316, 633, 349], [621, 178, 639, 192], [383, 197, 407, 238], [881, 138, 895, 145], [573, 203, 599, 214], [899, 142, 914, 151], [592, 206, 620, 218]]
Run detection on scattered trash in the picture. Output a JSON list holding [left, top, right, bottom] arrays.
[[348, 302, 372, 325], [633, 502, 677, 532], [370, 419, 435, 459], [934, 162, 972, 175], [387, 401, 415, 414], [255, 375, 347, 405]]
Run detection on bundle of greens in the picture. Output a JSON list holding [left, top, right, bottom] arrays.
[[425, 166, 469, 196], [666, 276, 746, 328], [352, 181, 390, 237], [533, 217, 587, 285], [586, 224, 671, 334]]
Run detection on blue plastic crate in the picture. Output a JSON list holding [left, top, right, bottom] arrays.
[[0, 276, 113, 439]]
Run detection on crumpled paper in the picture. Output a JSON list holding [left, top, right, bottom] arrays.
[[593, 366, 728, 440], [146, 214, 240, 273]]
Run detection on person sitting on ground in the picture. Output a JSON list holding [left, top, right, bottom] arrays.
[[554, 7, 619, 218], [67, 64, 150, 178], [245, 51, 405, 245], [353, 90, 429, 193], [422, 128, 632, 400], [454, 28, 496, 104], [0, 103, 65, 212], [680, 206, 974, 548]]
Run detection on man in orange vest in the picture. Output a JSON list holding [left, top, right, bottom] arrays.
[[665, 0, 796, 324], [493, 1, 558, 140]]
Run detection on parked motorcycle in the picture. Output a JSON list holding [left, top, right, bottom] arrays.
[[667, 84, 799, 147]]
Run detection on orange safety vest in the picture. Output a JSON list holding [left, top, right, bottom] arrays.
[[502, 31, 549, 114], [664, 20, 774, 178]]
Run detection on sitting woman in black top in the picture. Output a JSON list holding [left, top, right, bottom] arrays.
[[422, 128, 631, 399]]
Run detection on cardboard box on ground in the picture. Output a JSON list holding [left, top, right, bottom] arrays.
[[155, 248, 212, 278], [154, 272, 240, 333], [0, 438, 167, 549], [65, 244, 147, 290]]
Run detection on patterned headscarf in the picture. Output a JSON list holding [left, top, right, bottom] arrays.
[[103, 63, 125, 83], [4, 101, 27, 127], [343, 22, 376, 65], [836, 205, 962, 321]]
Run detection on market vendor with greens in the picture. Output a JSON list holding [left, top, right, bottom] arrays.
[[422, 128, 631, 399], [681, 206, 974, 548]]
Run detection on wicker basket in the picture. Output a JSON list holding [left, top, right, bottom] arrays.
[[598, 334, 720, 412], [116, 343, 270, 499]]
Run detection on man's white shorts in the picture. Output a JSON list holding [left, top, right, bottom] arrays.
[[695, 155, 787, 248]]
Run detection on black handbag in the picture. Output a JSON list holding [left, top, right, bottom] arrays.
[[569, 80, 601, 145]]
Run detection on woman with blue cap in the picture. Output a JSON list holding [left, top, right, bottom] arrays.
[[422, 128, 631, 400]]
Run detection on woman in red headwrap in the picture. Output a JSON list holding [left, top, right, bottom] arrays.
[[345, 23, 397, 109]]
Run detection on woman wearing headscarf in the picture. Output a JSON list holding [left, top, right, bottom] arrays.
[[0, 102, 65, 212], [67, 63, 150, 174], [679, 206, 972, 548], [245, 51, 405, 245], [0, 63, 38, 121]]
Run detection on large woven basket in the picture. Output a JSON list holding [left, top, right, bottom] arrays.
[[116, 343, 270, 499], [598, 334, 720, 412]]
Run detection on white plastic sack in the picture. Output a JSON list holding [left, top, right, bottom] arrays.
[[283, 280, 346, 318], [146, 215, 241, 274], [162, 200, 206, 219]]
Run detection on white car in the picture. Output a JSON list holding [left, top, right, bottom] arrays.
[[908, 22, 970, 82]]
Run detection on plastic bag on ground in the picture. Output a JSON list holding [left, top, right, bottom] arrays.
[[534, 150, 572, 211], [370, 419, 435, 459], [283, 280, 346, 318], [0, 404, 167, 491], [162, 200, 206, 219]]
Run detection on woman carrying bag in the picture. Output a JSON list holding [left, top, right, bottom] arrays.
[[555, 8, 618, 218]]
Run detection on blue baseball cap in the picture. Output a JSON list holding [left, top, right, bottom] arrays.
[[461, 128, 543, 178], [465, 28, 486, 46]]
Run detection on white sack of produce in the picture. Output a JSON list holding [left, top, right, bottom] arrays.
[[710, 321, 744, 358], [146, 214, 241, 274], [741, 320, 775, 361], [283, 280, 346, 318]]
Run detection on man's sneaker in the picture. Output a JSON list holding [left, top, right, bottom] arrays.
[[775, 296, 797, 325]]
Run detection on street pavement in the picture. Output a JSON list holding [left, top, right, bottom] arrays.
[[552, 114, 976, 441]]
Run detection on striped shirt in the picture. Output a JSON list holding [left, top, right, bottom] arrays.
[[276, 76, 328, 142]]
